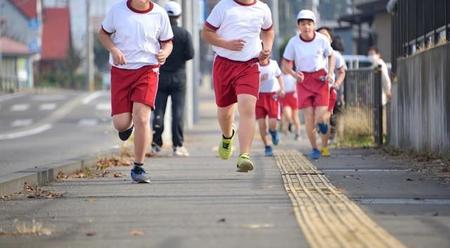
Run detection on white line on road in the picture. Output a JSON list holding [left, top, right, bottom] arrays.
[[11, 119, 33, 127], [96, 103, 110, 111], [357, 198, 450, 205], [32, 95, 67, 101], [78, 118, 98, 126], [0, 124, 52, 140], [82, 91, 104, 104], [10, 104, 30, 112], [39, 103, 57, 111], [0, 93, 25, 102]]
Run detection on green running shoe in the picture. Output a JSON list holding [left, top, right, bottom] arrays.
[[218, 128, 235, 160], [236, 153, 254, 172]]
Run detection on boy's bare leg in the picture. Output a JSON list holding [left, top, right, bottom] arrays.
[[132, 102, 152, 163], [217, 104, 236, 138], [293, 109, 301, 135], [258, 118, 269, 146], [320, 111, 332, 148], [237, 94, 257, 154], [112, 113, 133, 132], [303, 107, 317, 149]]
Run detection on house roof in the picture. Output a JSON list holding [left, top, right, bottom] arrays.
[[0, 36, 31, 56], [41, 7, 71, 60], [9, 0, 38, 19]]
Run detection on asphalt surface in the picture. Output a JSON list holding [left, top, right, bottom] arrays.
[[0, 89, 449, 248], [0, 90, 117, 177]]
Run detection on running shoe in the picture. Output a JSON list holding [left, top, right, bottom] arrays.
[[309, 148, 321, 160], [269, 129, 280, 145], [118, 126, 134, 141], [320, 147, 330, 157], [218, 128, 235, 160], [236, 153, 254, 172], [264, 146, 273, 157], [130, 165, 150, 183]]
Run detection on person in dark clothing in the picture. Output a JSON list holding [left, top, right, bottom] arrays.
[[151, 1, 194, 157]]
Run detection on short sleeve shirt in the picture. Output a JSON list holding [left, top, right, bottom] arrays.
[[259, 60, 282, 93], [283, 32, 333, 72], [205, 0, 273, 61], [102, 0, 174, 69]]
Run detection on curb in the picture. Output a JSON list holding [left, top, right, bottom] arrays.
[[0, 149, 118, 196]]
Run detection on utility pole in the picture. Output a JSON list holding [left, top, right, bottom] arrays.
[[85, 0, 95, 91], [270, 0, 280, 61]]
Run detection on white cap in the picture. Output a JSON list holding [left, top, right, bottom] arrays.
[[297, 9, 316, 23], [164, 1, 182, 17]]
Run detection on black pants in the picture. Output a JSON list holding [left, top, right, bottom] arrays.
[[152, 71, 186, 148]]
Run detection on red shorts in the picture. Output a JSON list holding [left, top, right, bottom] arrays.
[[256, 92, 281, 120], [281, 91, 298, 110], [297, 69, 329, 109], [213, 56, 260, 107], [328, 87, 337, 112], [110, 65, 159, 116]]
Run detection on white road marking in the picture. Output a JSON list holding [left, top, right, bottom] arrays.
[[96, 103, 110, 111], [10, 104, 30, 111], [82, 91, 104, 104], [0, 124, 52, 140], [11, 119, 33, 127], [0, 93, 25, 102], [31, 95, 67, 101], [78, 119, 98, 126], [39, 103, 57, 111]]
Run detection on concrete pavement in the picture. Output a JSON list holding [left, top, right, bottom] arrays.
[[1, 88, 449, 247]]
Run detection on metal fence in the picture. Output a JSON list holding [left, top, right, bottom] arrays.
[[343, 68, 383, 145], [389, 42, 450, 155], [391, 0, 450, 73]]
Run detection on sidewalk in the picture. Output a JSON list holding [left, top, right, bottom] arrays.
[[1, 87, 449, 247]]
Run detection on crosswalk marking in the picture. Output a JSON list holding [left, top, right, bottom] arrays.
[[10, 104, 29, 112], [39, 103, 57, 111]]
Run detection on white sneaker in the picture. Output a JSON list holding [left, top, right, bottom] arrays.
[[173, 146, 190, 157]]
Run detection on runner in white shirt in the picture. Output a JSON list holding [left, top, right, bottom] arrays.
[[281, 9, 335, 160], [202, 0, 274, 172], [256, 59, 285, 156], [317, 26, 346, 157], [280, 73, 302, 140], [98, 0, 174, 183]]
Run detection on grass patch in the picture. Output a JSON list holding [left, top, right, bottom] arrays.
[[333, 106, 374, 148]]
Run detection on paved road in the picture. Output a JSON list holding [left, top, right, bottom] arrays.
[[0, 90, 117, 177], [0, 89, 449, 248]]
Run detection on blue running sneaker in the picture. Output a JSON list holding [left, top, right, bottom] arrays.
[[269, 129, 280, 145], [130, 165, 150, 183], [264, 146, 273, 157], [317, 122, 328, 135], [309, 148, 321, 160]]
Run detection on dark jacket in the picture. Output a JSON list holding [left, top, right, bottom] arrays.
[[160, 23, 194, 73]]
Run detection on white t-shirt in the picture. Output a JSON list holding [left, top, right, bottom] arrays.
[[102, 0, 174, 69], [205, 0, 273, 62], [259, 60, 282, 93], [283, 32, 333, 73], [282, 73, 297, 93]]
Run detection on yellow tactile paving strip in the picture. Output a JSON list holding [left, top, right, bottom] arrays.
[[275, 150, 406, 248]]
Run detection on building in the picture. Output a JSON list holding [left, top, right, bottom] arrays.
[[338, 0, 392, 60], [0, 0, 42, 91]]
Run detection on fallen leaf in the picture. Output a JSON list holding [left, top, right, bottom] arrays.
[[129, 229, 144, 236], [217, 218, 226, 223]]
